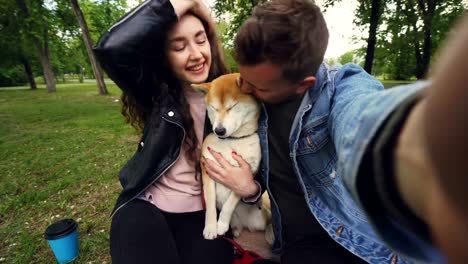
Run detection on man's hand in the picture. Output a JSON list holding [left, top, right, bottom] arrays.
[[421, 14, 468, 264], [202, 147, 259, 198], [169, 0, 195, 18]]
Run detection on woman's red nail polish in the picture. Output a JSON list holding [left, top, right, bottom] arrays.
[[232, 151, 237, 155], [207, 146, 211, 151]]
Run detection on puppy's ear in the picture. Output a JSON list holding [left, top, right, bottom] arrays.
[[191, 83, 211, 95], [236, 75, 242, 88]]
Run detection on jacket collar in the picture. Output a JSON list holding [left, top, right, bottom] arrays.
[[290, 63, 330, 128]]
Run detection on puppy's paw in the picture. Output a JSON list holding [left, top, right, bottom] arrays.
[[232, 227, 242, 238], [203, 224, 218, 240], [217, 220, 229, 236], [265, 223, 274, 246]]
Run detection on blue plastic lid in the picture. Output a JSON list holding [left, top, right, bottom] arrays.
[[44, 219, 78, 240]]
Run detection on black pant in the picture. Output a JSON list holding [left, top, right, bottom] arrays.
[[110, 199, 234, 264], [280, 234, 368, 264]]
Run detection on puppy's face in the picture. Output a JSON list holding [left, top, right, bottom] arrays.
[[193, 73, 260, 138]]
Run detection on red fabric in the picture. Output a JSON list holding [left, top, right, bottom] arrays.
[[224, 237, 265, 264]]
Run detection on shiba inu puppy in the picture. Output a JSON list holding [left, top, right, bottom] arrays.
[[193, 73, 272, 242]]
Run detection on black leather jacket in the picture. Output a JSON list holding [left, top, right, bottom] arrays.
[[93, 0, 192, 216]]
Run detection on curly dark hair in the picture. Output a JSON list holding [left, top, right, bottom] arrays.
[[121, 13, 229, 166]]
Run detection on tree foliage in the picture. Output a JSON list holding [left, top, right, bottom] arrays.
[[349, 0, 466, 79], [338, 49, 364, 65], [212, 0, 265, 48], [1, 0, 466, 87], [70, 0, 109, 94], [0, 0, 126, 88], [79, 0, 127, 42], [0, 1, 31, 86], [214, 0, 466, 80]]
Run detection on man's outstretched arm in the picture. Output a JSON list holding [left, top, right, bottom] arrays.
[[394, 15, 468, 264]]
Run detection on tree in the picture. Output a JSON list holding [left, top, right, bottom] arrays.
[[1, 0, 127, 89], [363, 0, 383, 74], [379, 0, 465, 79], [70, 0, 108, 95], [78, 0, 127, 42], [372, 0, 417, 80], [213, 0, 265, 48], [16, 0, 57, 92], [326, 0, 384, 74], [327, 0, 465, 79], [52, 0, 126, 85], [338, 49, 364, 65], [0, 0, 37, 88], [348, 0, 385, 74], [394, 0, 439, 79], [20, 56, 37, 90], [49, 0, 82, 82]]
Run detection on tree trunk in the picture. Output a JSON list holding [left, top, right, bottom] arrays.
[[70, 0, 108, 95], [16, 0, 56, 92], [416, 0, 437, 79], [20, 57, 37, 90], [37, 39, 57, 92], [411, 16, 424, 78], [364, 0, 382, 74], [404, 0, 424, 79], [79, 66, 84, 83]]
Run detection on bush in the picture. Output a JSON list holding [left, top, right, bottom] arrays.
[[34, 76, 45, 85], [0, 65, 27, 87]]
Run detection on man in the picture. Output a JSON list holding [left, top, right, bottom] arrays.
[[204, 0, 468, 263]]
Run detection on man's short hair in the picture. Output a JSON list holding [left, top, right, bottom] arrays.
[[234, 0, 329, 82]]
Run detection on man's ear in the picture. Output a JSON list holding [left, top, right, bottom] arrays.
[[297, 76, 316, 94], [191, 82, 211, 95]]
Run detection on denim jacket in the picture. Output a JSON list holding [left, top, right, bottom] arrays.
[[259, 63, 442, 263]]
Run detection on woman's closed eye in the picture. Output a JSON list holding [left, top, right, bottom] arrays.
[[169, 38, 186, 52], [172, 45, 185, 52], [195, 35, 207, 45]]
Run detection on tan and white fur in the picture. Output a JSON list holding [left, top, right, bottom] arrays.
[[193, 73, 272, 242]]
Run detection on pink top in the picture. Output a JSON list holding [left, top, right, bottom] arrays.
[[140, 88, 206, 213]]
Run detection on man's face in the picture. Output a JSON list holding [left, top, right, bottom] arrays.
[[238, 63, 310, 104]]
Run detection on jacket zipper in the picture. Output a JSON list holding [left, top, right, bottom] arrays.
[[111, 116, 186, 217], [108, 0, 151, 32]]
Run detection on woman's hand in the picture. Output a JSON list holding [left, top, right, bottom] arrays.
[[169, 0, 194, 18], [203, 147, 259, 198], [169, 0, 216, 33]]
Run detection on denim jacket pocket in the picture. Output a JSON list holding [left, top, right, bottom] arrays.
[[295, 116, 336, 187], [296, 116, 330, 155]]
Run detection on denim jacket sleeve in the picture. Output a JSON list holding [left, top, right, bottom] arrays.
[[93, 0, 177, 93], [328, 64, 441, 262]]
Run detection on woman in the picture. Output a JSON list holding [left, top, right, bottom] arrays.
[[94, 0, 259, 263]]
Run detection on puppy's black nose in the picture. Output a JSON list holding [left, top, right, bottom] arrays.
[[214, 127, 226, 136]]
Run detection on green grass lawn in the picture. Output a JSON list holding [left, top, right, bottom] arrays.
[[0, 83, 139, 263]]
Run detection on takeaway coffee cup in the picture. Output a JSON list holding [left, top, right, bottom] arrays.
[[44, 219, 79, 263]]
